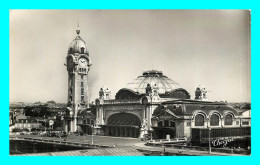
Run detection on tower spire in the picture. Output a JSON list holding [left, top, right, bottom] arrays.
[[76, 20, 80, 35]]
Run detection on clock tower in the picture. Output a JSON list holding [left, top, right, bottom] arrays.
[[64, 25, 92, 133]]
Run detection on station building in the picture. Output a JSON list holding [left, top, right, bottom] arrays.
[[62, 27, 251, 144], [95, 70, 251, 141]]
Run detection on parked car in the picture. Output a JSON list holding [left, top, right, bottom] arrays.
[[56, 133, 69, 138], [49, 132, 58, 137], [30, 131, 39, 135], [20, 131, 30, 135], [141, 134, 151, 141], [39, 131, 47, 136], [74, 132, 85, 136], [41, 132, 52, 137]]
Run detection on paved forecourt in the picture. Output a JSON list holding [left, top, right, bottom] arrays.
[[13, 134, 143, 147]]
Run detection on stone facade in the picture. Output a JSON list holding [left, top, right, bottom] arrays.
[[63, 26, 92, 133], [152, 100, 251, 140], [95, 70, 191, 138]]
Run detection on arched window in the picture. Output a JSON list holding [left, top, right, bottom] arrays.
[[224, 114, 233, 125], [81, 47, 85, 54], [195, 114, 204, 126], [69, 48, 73, 53], [210, 114, 219, 126]]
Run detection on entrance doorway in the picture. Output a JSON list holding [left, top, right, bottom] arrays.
[[103, 113, 141, 138], [153, 127, 176, 139]]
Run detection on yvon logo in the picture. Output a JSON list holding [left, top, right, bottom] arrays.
[[212, 138, 234, 147]]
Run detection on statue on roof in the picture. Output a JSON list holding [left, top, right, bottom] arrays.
[[195, 85, 208, 101], [99, 86, 111, 100]]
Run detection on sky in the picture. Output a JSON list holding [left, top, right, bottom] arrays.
[[9, 10, 251, 103]]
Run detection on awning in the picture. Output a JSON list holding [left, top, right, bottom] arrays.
[[100, 125, 139, 128], [152, 127, 176, 130]]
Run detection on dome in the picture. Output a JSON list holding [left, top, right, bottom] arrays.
[[124, 70, 182, 95], [68, 27, 88, 55]]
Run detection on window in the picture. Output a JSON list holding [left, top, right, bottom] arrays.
[[81, 96, 84, 102], [242, 121, 249, 125], [164, 120, 169, 127], [81, 47, 85, 54], [170, 121, 175, 127], [210, 114, 219, 126], [195, 114, 204, 126], [69, 48, 73, 53], [81, 88, 84, 95], [81, 75, 84, 79], [81, 82, 84, 87], [224, 114, 233, 125]]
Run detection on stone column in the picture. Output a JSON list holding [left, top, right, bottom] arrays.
[[124, 127, 127, 137], [129, 128, 132, 137], [221, 117, 224, 127], [70, 120, 74, 133], [119, 127, 122, 137], [133, 128, 136, 138], [33, 143, 37, 153], [64, 120, 68, 133]]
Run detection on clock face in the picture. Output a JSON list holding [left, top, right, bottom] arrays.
[[79, 58, 87, 67]]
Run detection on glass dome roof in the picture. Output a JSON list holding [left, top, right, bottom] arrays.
[[124, 70, 182, 94]]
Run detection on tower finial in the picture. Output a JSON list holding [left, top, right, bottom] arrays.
[[76, 20, 80, 35]]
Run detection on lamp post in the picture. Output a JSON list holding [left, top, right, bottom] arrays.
[[91, 124, 94, 145], [149, 92, 153, 141], [83, 123, 86, 142], [209, 128, 211, 154], [44, 119, 46, 133]]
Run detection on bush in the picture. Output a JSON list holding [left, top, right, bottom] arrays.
[[23, 128, 29, 132], [31, 128, 41, 131], [12, 128, 29, 132], [55, 127, 62, 131], [12, 128, 22, 132]]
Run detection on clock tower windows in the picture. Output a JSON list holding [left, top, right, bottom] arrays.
[[81, 81, 85, 104], [79, 68, 87, 73], [69, 48, 73, 54], [81, 47, 85, 54], [81, 96, 85, 103], [81, 87, 84, 95]]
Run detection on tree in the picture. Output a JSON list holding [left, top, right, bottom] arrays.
[[24, 106, 33, 116]]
